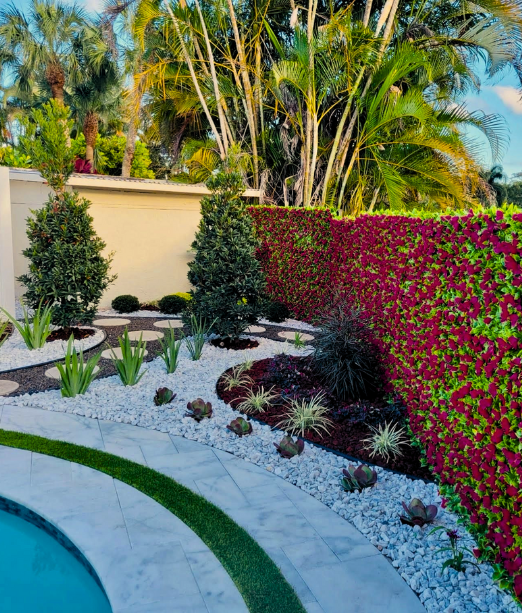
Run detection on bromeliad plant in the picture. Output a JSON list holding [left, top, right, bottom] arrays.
[[110, 329, 147, 386], [157, 327, 182, 373], [55, 336, 101, 398], [276, 393, 333, 437], [430, 527, 481, 574], [154, 387, 176, 406], [227, 417, 253, 436], [185, 398, 213, 421], [1, 302, 53, 350], [362, 422, 410, 463], [340, 464, 378, 492], [274, 436, 305, 458], [236, 386, 278, 414], [400, 499, 438, 527]]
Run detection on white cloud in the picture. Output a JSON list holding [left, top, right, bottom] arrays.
[[81, 0, 105, 12], [490, 85, 522, 115]]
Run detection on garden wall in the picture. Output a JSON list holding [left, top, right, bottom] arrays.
[[250, 205, 522, 594]]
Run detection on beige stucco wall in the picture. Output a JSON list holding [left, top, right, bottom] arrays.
[[6, 171, 259, 309]]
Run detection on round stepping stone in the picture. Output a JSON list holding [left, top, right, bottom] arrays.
[[101, 347, 149, 360], [45, 365, 100, 380], [93, 318, 131, 327], [153, 319, 184, 329], [245, 325, 266, 333], [278, 330, 314, 341], [0, 380, 19, 396], [126, 330, 164, 341]]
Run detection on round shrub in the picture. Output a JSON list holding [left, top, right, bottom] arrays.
[[265, 300, 291, 323], [174, 292, 192, 302], [112, 295, 140, 313], [312, 301, 381, 401], [158, 294, 187, 315]]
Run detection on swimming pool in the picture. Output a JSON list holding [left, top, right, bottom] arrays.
[[0, 500, 111, 612]]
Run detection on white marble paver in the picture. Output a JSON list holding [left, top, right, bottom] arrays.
[[0, 404, 425, 613]]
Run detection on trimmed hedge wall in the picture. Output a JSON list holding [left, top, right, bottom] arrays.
[[250, 205, 522, 597]]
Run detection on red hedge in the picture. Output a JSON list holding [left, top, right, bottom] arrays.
[[250, 205, 522, 593]]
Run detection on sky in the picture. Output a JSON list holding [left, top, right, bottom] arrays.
[[7, 0, 522, 178]]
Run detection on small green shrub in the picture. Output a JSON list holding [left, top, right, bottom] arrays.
[[55, 336, 101, 398], [112, 295, 140, 313], [110, 329, 147, 386], [174, 292, 192, 301], [159, 294, 188, 314], [265, 300, 291, 323], [1, 303, 53, 350]]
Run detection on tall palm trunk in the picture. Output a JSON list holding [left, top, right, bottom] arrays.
[[83, 111, 98, 171], [122, 112, 138, 177], [45, 61, 65, 103]]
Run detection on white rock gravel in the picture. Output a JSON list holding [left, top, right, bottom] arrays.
[[0, 337, 516, 612], [0, 327, 105, 373], [97, 308, 173, 318]]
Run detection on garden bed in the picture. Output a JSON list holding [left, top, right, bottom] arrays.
[[217, 356, 432, 480]]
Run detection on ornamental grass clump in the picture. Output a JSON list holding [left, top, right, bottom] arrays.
[[157, 327, 182, 373], [1, 302, 53, 350], [362, 421, 410, 462], [236, 386, 278, 414], [222, 364, 254, 391], [276, 392, 333, 437], [181, 314, 213, 361], [17, 102, 115, 328], [55, 336, 101, 398], [184, 172, 266, 339], [110, 329, 147, 386], [313, 301, 381, 401]]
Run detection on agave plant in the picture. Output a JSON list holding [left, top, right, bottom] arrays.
[[340, 464, 378, 492], [227, 417, 253, 436], [185, 398, 213, 421], [154, 387, 176, 406], [274, 436, 304, 458], [400, 499, 438, 527]]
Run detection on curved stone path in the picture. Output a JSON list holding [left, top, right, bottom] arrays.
[[0, 404, 425, 613]]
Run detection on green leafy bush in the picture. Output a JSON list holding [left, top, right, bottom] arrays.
[[158, 294, 187, 314], [17, 102, 116, 328], [112, 295, 140, 313], [185, 173, 266, 338], [265, 300, 290, 323]]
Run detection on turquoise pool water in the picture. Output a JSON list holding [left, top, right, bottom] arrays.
[[0, 508, 112, 612]]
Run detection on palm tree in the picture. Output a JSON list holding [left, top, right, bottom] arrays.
[[0, 0, 87, 104], [480, 164, 507, 206]]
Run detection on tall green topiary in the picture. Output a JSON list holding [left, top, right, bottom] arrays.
[[18, 101, 115, 328], [185, 172, 266, 339]]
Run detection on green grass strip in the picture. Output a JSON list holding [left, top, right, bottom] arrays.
[[0, 429, 305, 613]]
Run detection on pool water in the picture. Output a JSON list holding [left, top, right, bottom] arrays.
[[0, 508, 112, 612]]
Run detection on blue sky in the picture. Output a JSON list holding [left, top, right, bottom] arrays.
[[9, 0, 522, 178]]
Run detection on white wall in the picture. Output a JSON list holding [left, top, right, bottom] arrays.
[[3, 169, 258, 310]]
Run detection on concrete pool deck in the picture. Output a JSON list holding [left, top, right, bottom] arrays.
[[0, 404, 425, 613]]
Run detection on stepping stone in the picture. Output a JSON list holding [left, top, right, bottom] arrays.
[[45, 366, 100, 380], [278, 330, 314, 341], [0, 380, 19, 396], [153, 319, 184, 329], [246, 325, 266, 333], [101, 348, 149, 360], [126, 330, 164, 341], [93, 318, 131, 327]]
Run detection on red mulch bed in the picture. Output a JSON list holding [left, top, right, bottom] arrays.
[[46, 327, 96, 342], [211, 337, 260, 350], [216, 357, 433, 480]]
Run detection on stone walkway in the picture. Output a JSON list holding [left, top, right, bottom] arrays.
[[0, 404, 425, 613]]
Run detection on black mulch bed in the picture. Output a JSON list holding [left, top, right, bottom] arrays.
[[211, 337, 260, 350], [1, 317, 190, 397], [216, 356, 433, 480], [46, 327, 96, 342]]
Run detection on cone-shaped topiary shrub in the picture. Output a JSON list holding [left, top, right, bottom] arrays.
[[17, 101, 115, 328], [184, 172, 266, 339]]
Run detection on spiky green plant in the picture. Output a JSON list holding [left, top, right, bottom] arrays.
[[222, 365, 254, 391], [293, 332, 306, 349], [236, 386, 278, 414], [55, 336, 101, 398], [110, 329, 147, 386], [362, 421, 410, 462], [1, 302, 53, 350], [157, 327, 182, 373], [276, 393, 333, 437], [181, 314, 213, 361], [0, 320, 10, 349]]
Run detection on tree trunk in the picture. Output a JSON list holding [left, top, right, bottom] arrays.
[[122, 113, 138, 178], [83, 111, 99, 172], [45, 61, 65, 103]]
